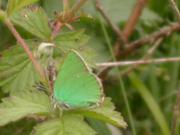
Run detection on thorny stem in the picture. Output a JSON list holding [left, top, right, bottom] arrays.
[[96, 56, 180, 67], [4, 18, 46, 82], [98, 23, 180, 76], [123, 0, 148, 40], [95, 0, 127, 49], [121, 38, 163, 76], [123, 23, 180, 56], [114, 0, 148, 58]]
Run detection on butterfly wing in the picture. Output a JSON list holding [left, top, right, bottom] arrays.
[[54, 50, 103, 108]]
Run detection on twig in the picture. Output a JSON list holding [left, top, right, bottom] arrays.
[[95, 0, 126, 48], [123, 0, 148, 40], [96, 56, 180, 67], [122, 23, 180, 56], [99, 23, 180, 75], [171, 87, 180, 135], [99, 38, 163, 76], [4, 18, 46, 80], [115, 0, 147, 59], [98, 23, 180, 77], [98, 11, 134, 134], [170, 0, 180, 22], [144, 38, 163, 58], [121, 38, 163, 76]]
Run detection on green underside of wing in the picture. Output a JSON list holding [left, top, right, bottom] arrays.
[[54, 50, 103, 108]]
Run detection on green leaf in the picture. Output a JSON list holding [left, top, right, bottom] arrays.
[[54, 30, 99, 63], [0, 42, 40, 94], [54, 30, 89, 52], [42, 0, 62, 18], [11, 8, 52, 40], [41, 0, 75, 18], [74, 17, 111, 63], [70, 98, 127, 128], [0, 90, 51, 126], [7, 0, 39, 16], [32, 114, 96, 135], [54, 29, 110, 64], [0, 21, 15, 48], [128, 72, 170, 135]]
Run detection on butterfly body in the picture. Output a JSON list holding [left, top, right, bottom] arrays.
[[53, 50, 104, 109]]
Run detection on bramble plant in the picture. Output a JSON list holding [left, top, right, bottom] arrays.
[[0, 0, 127, 135], [1, 0, 180, 135]]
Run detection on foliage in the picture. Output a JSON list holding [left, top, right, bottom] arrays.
[[7, 0, 39, 16], [0, 0, 180, 135], [71, 98, 127, 128], [0, 90, 51, 126], [128, 72, 170, 135], [11, 8, 52, 40], [32, 115, 96, 135], [0, 43, 40, 94]]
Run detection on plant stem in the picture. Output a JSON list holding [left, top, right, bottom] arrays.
[[98, 22, 180, 76], [121, 38, 163, 76], [96, 0, 126, 49], [171, 87, 180, 135], [97, 56, 180, 67], [4, 18, 46, 81], [123, 0, 148, 40], [99, 14, 136, 135], [123, 23, 180, 56], [170, 0, 180, 22]]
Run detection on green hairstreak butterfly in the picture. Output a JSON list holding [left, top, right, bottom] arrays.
[[53, 50, 104, 109]]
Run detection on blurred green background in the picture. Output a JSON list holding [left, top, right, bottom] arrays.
[[0, 0, 180, 135]]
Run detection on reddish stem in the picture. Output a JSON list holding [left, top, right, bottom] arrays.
[[123, 0, 148, 40], [123, 22, 180, 56], [4, 18, 46, 80]]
